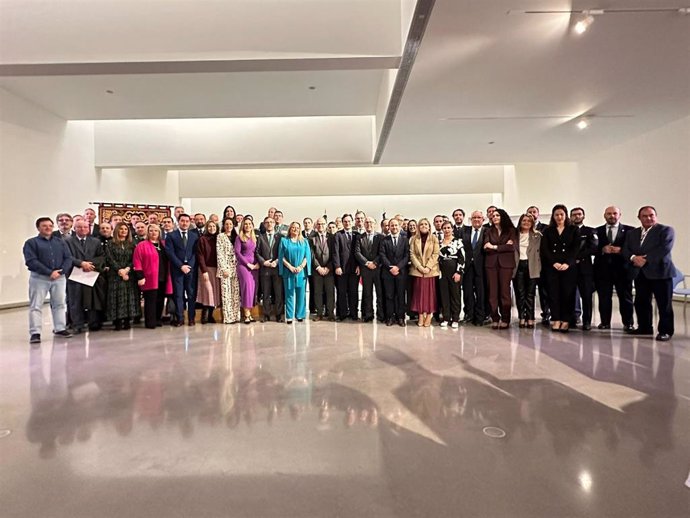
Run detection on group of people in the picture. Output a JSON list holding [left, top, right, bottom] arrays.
[[23, 202, 677, 345]]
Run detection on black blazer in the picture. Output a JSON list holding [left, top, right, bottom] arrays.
[[379, 234, 409, 274], [333, 230, 359, 273], [462, 226, 486, 270], [354, 233, 382, 267], [453, 225, 470, 240], [66, 235, 105, 272], [574, 225, 598, 274], [540, 225, 580, 267], [622, 224, 677, 280], [593, 223, 634, 274], [256, 232, 282, 277], [310, 233, 334, 271], [52, 229, 75, 240]]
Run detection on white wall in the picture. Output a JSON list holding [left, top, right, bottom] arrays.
[[0, 88, 180, 306]]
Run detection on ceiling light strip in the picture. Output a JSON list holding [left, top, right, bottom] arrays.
[[373, 0, 436, 164], [520, 8, 687, 14]]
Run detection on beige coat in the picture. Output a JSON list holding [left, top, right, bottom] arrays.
[[513, 230, 542, 279], [409, 234, 440, 277]]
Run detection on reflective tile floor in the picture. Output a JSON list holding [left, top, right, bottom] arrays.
[[1, 306, 689, 518]]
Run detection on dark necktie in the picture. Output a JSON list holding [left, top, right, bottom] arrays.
[[268, 233, 274, 249], [393, 236, 398, 248], [321, 234, 326, 248], [471, 230, 479, 249], [347, 232, 351, 242], [182, 231, 188, 247], [607, 226, 613, 244], [368, 233, 373, 244], [80, 238, 86, 251]]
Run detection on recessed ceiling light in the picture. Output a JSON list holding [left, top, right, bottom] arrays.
[[105, 89, 114, 94], [576, 118, 590, 130], [308, 86, 316, 90], [574, 14, 594, 34], [488, 141, 495, 145]]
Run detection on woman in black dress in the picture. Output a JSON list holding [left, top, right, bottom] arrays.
[[105, 223, 141, 330]]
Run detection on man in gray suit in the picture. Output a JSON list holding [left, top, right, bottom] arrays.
[[66, 220, 106, 332], [256, 217, 284, 322], [310, 218, 336, 321]]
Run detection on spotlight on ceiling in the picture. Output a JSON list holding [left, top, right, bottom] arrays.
[[576, 118, 590, 130], [573, 9, 603, 34]]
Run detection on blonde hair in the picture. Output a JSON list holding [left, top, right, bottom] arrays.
[[239, 219, 256, 243], [288, 221, 304, 241]]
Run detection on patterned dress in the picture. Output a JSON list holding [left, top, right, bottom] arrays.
[[216, 233, 241, 323], [105, 241, 142, 321]]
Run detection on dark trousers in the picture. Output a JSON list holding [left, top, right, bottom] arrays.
[[545, 267, 577, 323], [514, 261, 537, 321], [383, 271, 407, 320], [633, 271, 674, 336], [463, 263, 485, 323], [313, 273, 335, 317], [438, 263, 462, 323], [596, 266, 634, 326], [308, 275, 315, 313], [360, 267, 383, 320], [336, 272, 360, 319], [486, 266, 513, 323], [537, 271, 550, 320], [572, 266, 594, 326], [66, 282, 101, 329], [172, 271, 197, 321], [261, 273, 284, 319], [142, 287, 166, 328]]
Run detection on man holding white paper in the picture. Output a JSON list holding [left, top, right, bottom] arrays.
[[66, 220, 106, 332]]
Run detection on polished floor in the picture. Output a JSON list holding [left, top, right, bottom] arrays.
[[1, 305, 689, 518]]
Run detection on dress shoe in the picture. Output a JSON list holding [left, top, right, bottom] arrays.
[[171, 321, 182, 327], [350, 316, 360, 322], [582, 324, 592, 331], [597, 323, 611, 330], [623, 324, 635, 333], [286, 320, 293, 325], [386, 319, 394, 327], [312, 316, 322, 322], [29, 334, 41, 345], [208, 314, 216, 324], [54, 329, 73, 337], [363, 317, 373, 323], [335, 317, 344, 322], [398, 319, 406, 327], [277, 316, 285, 323], [261, 316, 269, 323], [297, 318, 304, 323], [327, 316, 336, 322], [187, 320, 195, 327], [656, 333, 671, 342]]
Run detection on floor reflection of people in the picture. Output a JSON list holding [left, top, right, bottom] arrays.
[[227, 327, 258, 428]]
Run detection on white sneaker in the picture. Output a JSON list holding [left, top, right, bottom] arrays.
[[440, 321, 448, 328], [451, 322, 459, 329]]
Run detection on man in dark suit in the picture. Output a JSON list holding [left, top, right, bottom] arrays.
[[462, 211, 487, 325], [310, 218, 336, 321], [165, 213, 199, 326], [379, 218, 409, 327], [569, 207, 598, 330], [451, 208, 469, 240], [622, 206, 676, 341], [333, 213, 360, 321], [256, 216, 284, 322], [65, 220, 106, 332], [83, 208, 100, 237], [593, 206, 635, 330], [354, 216, 384, 322], [52, 213, 75, 239], [192, 213, 207, 237], [527, 205, 550, 324]]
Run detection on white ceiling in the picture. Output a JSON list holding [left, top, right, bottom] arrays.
[[0, 0, 688, 165], [0, 70, 385, 119], [381, 0, 690, 163], [0, 0, 403, 62]]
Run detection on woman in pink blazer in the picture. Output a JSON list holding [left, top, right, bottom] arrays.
[[133, 224, 173, 329]]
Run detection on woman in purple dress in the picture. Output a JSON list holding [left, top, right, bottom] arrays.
[[234, 218, 259, 324]]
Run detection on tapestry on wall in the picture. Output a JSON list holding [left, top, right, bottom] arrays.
[[95, 203, 172, 224]]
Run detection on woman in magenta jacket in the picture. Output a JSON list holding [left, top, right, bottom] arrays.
[[133, 224, 173, 329]]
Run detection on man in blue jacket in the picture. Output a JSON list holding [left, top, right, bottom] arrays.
[[23, 217, 74, 345], [165, 213, 199, 326], [622, 206, 677, 341]]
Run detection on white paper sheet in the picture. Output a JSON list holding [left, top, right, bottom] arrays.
[[68, 267, 100, 287]]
